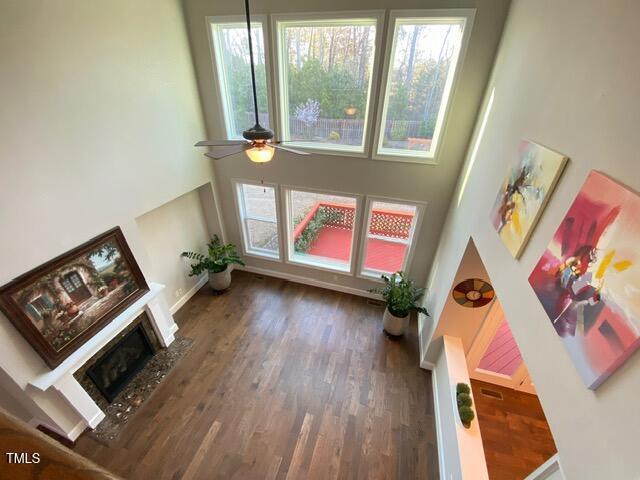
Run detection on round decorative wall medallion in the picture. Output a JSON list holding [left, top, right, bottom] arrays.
[[452, 278, 495, 308]]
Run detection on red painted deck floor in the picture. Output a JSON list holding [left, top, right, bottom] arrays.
[[307, 226, 407, 272]]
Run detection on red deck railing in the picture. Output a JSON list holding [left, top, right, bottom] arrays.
[[294, 202, 414, 241]]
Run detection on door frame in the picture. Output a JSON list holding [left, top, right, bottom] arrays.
[[467, 300, 535, 393]]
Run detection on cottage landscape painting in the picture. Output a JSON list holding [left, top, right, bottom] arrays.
[[0, 227, 148, 367], [529, 171, 640, 389], [491, 140, 568, 258]]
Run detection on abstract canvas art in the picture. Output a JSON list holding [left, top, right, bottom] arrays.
[[491, 140, 568, 258], [529, 171, 640, 389]]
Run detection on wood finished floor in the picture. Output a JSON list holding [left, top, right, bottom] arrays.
[[471, 380, 557, 480], [74, 271, 438, 479]]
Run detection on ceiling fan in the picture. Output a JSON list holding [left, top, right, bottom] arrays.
[[195, 0, 309, 163]]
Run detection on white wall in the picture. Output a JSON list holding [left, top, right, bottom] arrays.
[[136, 185, 216, 309], [426, 239, 492, 361], [181, 0, 510, 293], [425, 0, 640, 478], [0, 0, 218, 432], [433, 336, 488, 480]]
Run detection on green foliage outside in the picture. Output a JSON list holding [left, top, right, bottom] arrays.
[[294, 209, 327, 253], [369, 272, 429, 318], [227, 56, 269, 131], [219, 24, 452, 141], [287, 59, 368, 121], [294, 206, 347, 253], [181, 235, 245, 275], [385, 59, 451, 140]]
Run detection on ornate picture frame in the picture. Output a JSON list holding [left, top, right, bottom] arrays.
[[0, 227, 149, 368]]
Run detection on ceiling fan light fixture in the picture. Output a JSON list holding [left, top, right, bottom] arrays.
[[245, 141, 275, 163]]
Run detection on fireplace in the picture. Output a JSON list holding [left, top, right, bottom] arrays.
[[86, 324, 154, 403]]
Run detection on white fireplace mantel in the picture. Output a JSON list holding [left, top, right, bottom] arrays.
[[24, 282, 178, 440]]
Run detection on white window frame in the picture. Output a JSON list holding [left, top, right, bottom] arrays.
[[206, 15, 274, 140], [371, 9, 475, 164], [356, 196, 426, 281], [270, 11, 385, 158], [281, 185, 364, 275], [232, 179, 283, 261]]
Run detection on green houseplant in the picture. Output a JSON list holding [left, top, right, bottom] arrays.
[[181, 235, 245, 292], [370, 271, 429, 336]]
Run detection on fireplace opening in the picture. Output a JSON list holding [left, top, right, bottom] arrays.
[[86, 324, 154, 403]]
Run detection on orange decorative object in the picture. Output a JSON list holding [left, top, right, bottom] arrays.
[[452, 278, 494, 308]]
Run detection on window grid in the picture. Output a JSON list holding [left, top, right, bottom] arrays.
[[210, 10, 473, 162]]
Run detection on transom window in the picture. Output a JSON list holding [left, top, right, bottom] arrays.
[[209, 10, 473, 162], [234, 181, 280, 259], [274, 15, 381, 153], [209, 19, 270, 139], [375, 15, 467, 161]]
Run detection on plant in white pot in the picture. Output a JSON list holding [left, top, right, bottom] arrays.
[[181, 235, 245, 292], [371, 271, 429, 336]]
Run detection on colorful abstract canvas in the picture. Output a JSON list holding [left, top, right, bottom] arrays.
[[491, 140, 568, 258], [529, 171, 640, 389]]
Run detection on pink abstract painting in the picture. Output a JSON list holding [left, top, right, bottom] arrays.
[[529, 171, 640, 389]]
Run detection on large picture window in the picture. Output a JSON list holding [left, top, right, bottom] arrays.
[[273, 14, 382, 153], [374, 13, 470, 161], [284, 188, 360, 272], [209, 18, 271, 139], [208, 10, 473, 162], [234, 181, 280, 259]]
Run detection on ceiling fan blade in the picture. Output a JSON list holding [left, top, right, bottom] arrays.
[[195, 140, 247, 147], [203, 144, 251, 159], [271, 144, 310, 155]]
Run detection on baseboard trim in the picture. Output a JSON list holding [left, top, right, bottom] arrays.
[[67, 419, 90, 441], [235, 265, 380, 300], [420, 359, 436, 370], [170, 275, 208, 314], [524, 453, 564, 480]]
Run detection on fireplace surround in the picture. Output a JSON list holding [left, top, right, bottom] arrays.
[[16, 282, 178, 441], [86, 323, 155, 403]]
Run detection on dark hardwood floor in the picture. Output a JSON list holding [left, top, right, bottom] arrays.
[[74, 271, 438, 479], [471, 380, 557, 480]]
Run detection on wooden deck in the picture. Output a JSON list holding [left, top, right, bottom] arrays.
[[307, 226, 408, 273]]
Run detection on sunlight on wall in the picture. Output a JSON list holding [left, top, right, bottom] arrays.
[[457, 88, 495, 207]]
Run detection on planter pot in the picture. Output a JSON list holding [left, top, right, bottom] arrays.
[[208, 267, 231, 292], [382, 308, 410, 336]]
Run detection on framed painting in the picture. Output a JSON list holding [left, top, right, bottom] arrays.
[[0, 227, 149, 368], [490, 140, 568, 258], [529, 171, 640, 389]]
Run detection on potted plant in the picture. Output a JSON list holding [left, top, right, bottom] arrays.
[[181, 235, 245, 292], [370, 271, 429, 336]]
